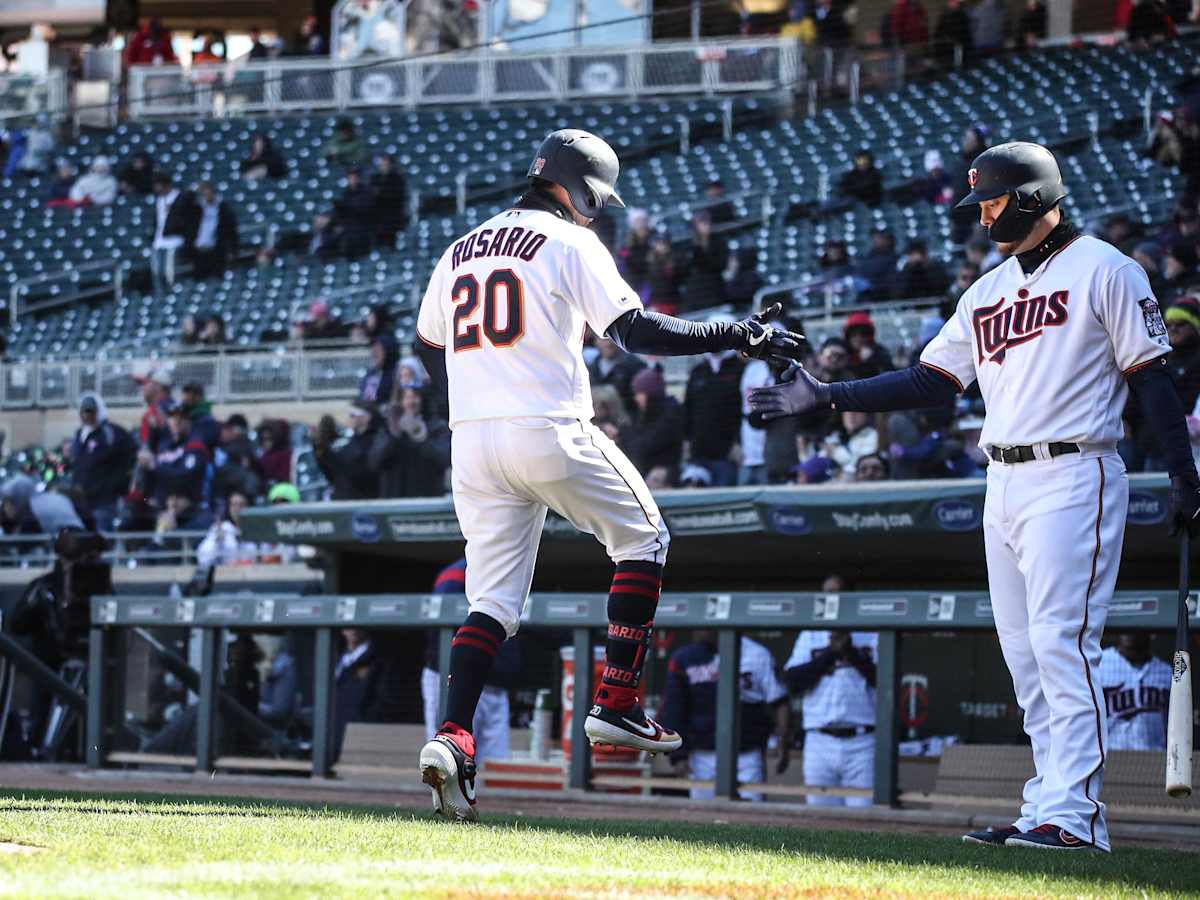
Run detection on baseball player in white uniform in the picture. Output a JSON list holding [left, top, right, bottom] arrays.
[[751, 141, 1200, 851], [785, 631, 877, 807], [660, 633, 790, 801], [415, 129, 805, 821], [1099, 633, 1173, 751], [420, 560, 513, 764]]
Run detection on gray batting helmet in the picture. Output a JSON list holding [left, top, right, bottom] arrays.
[[527, 129, 625, 218]]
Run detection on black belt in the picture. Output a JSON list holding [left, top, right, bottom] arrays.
[[815, 725, 875, 739], [988, 442, 1079, 465]]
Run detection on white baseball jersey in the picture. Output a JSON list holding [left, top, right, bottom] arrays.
[[416, 207, 642, 428], [785, 631, 877, 729], [740, 360, 773, 468], [920, 235, 1169, 449], [1098, 647, 1172, 751], [678, 636, 788, 705]]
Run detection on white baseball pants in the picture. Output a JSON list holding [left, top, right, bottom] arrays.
[[984, 450, 1125, 852], [687, 749, 767, 801], [802, 730, 874, 806], [421, 667, 511, 764], [451, 417, 670, 637]]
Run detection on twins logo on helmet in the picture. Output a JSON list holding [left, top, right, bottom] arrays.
[[968, 167, 979, 189]]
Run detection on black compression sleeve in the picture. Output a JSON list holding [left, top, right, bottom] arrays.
[[606, 309, 735, 356], [827, 364, 961, 412], [1127, 356, 1198, 478]]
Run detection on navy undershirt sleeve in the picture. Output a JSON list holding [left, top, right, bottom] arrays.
[[1127, 356, 1197, 478], [827, 364, 960, 412], [606, 309, 734, 356]]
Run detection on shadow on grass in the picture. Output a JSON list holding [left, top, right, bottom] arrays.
[[2, 787, 1197, 895]]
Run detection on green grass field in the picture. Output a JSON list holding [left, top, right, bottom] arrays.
[[0, 790, 1197, 898]]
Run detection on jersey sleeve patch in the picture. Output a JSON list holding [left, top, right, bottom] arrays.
[[1139, 297, 1167, 339]]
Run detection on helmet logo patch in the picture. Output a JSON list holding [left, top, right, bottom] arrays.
[[967, 168, 978, 189], [532, 157, 546, 176]]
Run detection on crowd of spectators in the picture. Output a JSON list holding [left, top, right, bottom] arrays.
[[784, 0, 1195, 70], [0, 363, 309, 567]]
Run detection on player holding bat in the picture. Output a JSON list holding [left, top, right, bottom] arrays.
[[751, 142, 1199, 850]]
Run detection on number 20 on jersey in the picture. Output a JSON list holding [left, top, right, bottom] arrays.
[[452, 269, 524, 352]]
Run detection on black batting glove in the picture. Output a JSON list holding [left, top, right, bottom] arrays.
[[731, 303, 806, 366], [748, 364, 832, 420], [1169, 472, 1200, 537]]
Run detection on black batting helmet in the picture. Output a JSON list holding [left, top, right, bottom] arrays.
[[527, 129, 625, 218], [955, 141, 1068, 243]]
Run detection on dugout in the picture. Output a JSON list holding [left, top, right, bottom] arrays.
[[29, 474, 1192, 820]]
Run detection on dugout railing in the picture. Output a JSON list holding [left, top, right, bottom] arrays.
[[81, 589, 1197, 805]]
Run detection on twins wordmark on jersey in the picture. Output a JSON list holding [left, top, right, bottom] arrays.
[[972, 289, 1069, 364], [1098, 646, 1172, 751], [920, 234, 1169, 449]]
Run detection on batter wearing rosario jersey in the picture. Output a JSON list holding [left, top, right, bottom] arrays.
[[415, 129, 805, 822], [1099, 634, 1173, 751], [751, 142, 1200, 851]]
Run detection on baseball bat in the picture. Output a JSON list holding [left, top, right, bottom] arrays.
[[1167, 530, 1193, 799]]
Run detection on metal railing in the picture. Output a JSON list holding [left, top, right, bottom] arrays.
[[0, 531, 207, 569], [0, 530, 309, 569], [79, 589, 1196, 796], [0, 344, 372, 410], [0, 70, 67, 124], [9, 261, 126, 328], [126, 37, 802, 120]]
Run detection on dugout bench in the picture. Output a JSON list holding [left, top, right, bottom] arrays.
[[83, 588, 1199, 805]]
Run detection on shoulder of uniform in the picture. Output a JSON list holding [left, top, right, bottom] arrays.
[[1076, 235, 1139, 272]]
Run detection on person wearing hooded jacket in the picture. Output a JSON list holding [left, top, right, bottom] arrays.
[[683, 314, 745, 487], [69, 393, 135, 532], [620, 366, 684, 478], [68, 156, 117, 206], [359, 333, 399, 404]]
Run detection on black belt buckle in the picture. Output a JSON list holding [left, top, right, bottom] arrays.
[[990, 443, 1079, 464]]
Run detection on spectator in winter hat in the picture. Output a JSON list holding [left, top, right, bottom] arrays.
[[843, 311, 894, 378], [915, 149, 952, 204], [69, 393, 134, 532], [624, 366, 683, 478], [791, 455, 834, 484], [1165, 297, 1200, 413]]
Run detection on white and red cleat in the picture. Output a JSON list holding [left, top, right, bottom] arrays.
[[419, 723, 479, 823], [584, 703, 682, 756]]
